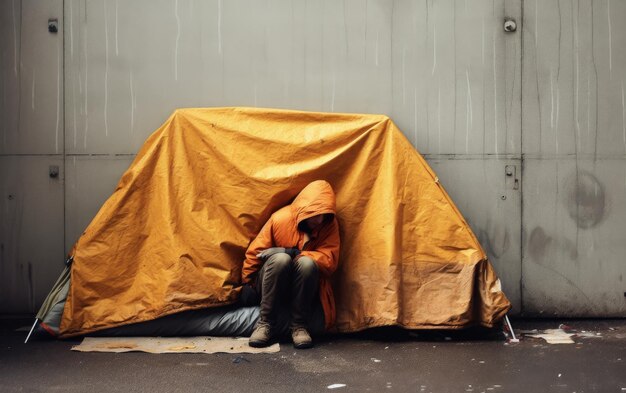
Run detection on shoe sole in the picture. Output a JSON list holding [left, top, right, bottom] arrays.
[[293, 341, 313, 349], [249, 339, 271, 348]]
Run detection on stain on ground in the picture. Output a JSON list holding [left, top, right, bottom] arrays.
[[99, 342, 138, 350]]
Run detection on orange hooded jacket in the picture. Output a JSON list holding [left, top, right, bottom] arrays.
[[242, 180, 341, 330]]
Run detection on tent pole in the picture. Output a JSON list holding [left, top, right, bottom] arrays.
[[504, 314, 519, 342], [24, 319, 38, 344]]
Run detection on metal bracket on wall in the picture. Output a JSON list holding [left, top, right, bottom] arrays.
[[48, 18, 58, 34], [49, 165, 59, 179], [503, 18, 517, 33], [505, 165, 519, 190]]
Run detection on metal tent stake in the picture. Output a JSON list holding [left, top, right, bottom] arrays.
[[504, 314, 519, 342], [24, 319, 38, 344]]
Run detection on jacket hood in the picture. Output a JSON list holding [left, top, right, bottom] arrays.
[[291, 180, 337, 225]]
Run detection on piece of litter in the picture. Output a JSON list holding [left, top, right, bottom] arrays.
[[494, 385, 502, 388], [558, 374, 562, 378], [479, 360, 485, 364], [527, 329, 575, 344], [233, 356, 250, 364], [384, 346, 389, 349], [371, 358, 382, 363], [576, 332, 601, 338], [327, 384, 346, 389]]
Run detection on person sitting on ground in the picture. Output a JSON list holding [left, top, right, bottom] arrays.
[[241, 180, 340, 349]]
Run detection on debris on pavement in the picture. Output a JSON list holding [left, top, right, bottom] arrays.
[[232, 356, 250, 364], [526, 328, 575, 344], [523, 325, 602, 344], [327, 383, 346, 389]]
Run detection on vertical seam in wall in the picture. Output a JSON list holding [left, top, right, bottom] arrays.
[[16, 0, 23, 146], [62, 0, 66, 259], [519, 0, 525, 315], [390, 0, 395, 117]]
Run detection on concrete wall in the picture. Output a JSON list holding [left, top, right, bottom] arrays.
[[522, 0, 626, 316], [0, 0, 624, 317], [0, 0, 65, 313]]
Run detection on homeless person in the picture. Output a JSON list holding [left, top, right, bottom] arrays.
[[241, 180, 340, 349]]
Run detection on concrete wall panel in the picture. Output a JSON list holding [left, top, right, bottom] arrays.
[[0, 0, 64, 155], [522, 158, 626, 316], [64, 0, 395, 155], [0, 0, 65, 314], [391, 0, 522, 155], [523, 0, 626, 157], [64, 155, 134, 252], [522, 0, 626, 315], [428, 157, 522, 312], [0, 156, 64, 313], [0, 0, 21, 155]]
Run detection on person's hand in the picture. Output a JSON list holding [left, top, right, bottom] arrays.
[[257, 247, 300, 261], [257, 247, 285, 261]]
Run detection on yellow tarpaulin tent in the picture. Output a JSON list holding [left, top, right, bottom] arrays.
[[59, 107, 510, 337]]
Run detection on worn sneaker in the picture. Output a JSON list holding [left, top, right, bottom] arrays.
[[249, 321, 272, 348], [291, 326, 313, 349]]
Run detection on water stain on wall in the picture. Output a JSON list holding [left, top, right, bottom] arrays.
[[476, 221, 510, 260], [565, 171, 606, 229], [528, 227, 552, 262], [527, 226, 579, 263]]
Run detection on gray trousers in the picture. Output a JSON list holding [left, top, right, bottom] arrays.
[[254, 253, 320, 328]]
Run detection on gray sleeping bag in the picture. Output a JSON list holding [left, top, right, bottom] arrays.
[[34, 295, 325, 339]]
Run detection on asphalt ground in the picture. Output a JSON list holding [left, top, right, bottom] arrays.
[[1, 318, 625, 393]]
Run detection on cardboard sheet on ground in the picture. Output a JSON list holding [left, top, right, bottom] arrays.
[[44, 107, 510, 337], [71, 337, 280, 354]]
